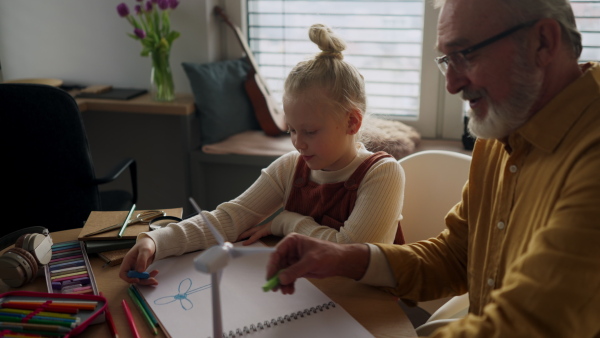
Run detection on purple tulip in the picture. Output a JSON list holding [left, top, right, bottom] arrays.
[[145, 0, 153, 11], [134, 28, 146, 39], [169, 0, 179, 9], [116, 3, 130, 17], [134, 4, 142, 14], [158, 0, 169, 10]]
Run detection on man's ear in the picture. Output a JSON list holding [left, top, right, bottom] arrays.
[[347, 109, 363, 135], [533, 18, 562, 67]]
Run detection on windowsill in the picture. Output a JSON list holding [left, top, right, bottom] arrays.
[[201, 132, 472, 158]]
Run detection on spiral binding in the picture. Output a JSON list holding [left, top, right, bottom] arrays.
[[215, 301, 337, 338]]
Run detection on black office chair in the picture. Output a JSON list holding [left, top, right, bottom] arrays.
[[0, 83, 137, 236]]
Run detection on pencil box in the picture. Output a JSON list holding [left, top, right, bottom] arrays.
[[0, 290, 107, 337], [44, 240, 99, 295]]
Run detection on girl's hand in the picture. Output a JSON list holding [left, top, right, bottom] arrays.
[[118, 236, 159, 286], [237, 222, 273, 245]]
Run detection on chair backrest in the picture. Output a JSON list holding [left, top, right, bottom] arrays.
[[1, 83, 101, 235], [398, 150, 471, 244]]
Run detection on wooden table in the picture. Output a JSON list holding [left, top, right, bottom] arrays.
[[1, 229, 416, 337]]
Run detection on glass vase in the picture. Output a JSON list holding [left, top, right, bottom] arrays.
[[150, 50, 175, 102]]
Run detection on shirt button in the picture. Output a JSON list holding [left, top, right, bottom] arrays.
[[497, 221, 506, 230], [487, 278, 495, 287], [509, 165, 518, 173]]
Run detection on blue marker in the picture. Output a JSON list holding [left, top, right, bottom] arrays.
[[127, 270, 150, 279]]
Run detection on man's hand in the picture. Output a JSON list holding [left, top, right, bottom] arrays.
[[118, 236, 159, 286], [266, 233, 370, 294]]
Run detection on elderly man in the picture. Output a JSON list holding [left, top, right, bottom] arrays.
[[266, 0, 600, 336]]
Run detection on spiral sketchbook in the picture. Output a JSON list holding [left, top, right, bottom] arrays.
[[134, 242, 373, 338]]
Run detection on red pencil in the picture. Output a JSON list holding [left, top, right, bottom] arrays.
[[100, 292, 118, 338], [121, 299, 140, 338]]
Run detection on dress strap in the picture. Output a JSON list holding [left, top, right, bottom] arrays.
[[344, 152, 392, 190]]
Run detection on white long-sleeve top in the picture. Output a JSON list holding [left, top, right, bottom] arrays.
[[145, 143, 405, 260]]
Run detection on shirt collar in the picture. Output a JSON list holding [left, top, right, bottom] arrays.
[[512, 62, 600, 154]]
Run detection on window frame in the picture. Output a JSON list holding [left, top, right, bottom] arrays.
[[220, 0, 471, 139]]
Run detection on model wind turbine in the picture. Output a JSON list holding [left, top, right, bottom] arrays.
[[188, 197, 275, 338]]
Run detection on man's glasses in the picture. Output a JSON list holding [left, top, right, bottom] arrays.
[[435, 20, 538, 76]]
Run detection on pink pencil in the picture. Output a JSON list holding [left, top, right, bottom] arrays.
[[121, 299, 140, 338]]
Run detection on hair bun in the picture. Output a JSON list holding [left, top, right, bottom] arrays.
[[309, 24, 346, 59]]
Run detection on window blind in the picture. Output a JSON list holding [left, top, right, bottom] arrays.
[[247, 0, 425, 118], [571, 0, 600, 62]]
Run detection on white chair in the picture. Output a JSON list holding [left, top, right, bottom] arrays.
[[397, 150, 471, 333], [415, 293, 470, 336]]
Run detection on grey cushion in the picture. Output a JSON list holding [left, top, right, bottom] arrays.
[[182, 58, 260, 145]]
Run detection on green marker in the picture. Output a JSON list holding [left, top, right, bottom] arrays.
[[262, 271, 281, 292]]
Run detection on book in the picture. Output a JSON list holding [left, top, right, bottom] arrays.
[[97, 248, 131, 267], [134, 242, 373, 338], [78, 208, 183, 241], [83, 239, 136, 254], [76, 88, 147, 100]]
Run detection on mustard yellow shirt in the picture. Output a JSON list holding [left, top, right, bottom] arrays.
[[374, 62, 600, 337]]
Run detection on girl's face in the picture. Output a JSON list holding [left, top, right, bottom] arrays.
[[283, 89, 359, 171]]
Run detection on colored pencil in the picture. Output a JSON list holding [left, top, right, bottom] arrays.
[[0, 315, 75, 328], [0, 312, 78, 324], [100, 292, 118, 338], [2, 300, 97, 307], [0, 309, 78, 320], [127, 288, 157, 335], [0, 304, 77, 314], [3, 333, 46, 338], [118, 204, 137, 238], [129, 285, 158, 326], [122, 300, 140, 338], [0, 321, 72, 333]]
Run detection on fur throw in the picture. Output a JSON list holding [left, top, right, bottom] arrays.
[[360, 116, 421, 160]]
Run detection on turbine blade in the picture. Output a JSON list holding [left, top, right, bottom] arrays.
[[189, 197, 225, 245], [229, 246, 275, 258]]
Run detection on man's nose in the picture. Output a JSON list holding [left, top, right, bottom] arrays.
[[445, 64, 470, 95]]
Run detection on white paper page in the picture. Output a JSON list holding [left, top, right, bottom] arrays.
[[136, 242, 373, 338]]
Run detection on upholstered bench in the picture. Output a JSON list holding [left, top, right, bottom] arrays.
[[190, 117, 422, 210]]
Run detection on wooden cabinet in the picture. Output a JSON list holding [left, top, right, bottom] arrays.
[[77, 93, 199, 216], [190, 151, 279, 210]]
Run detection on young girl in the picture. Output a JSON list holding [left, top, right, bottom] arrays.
[[120, 23, 405, 284]]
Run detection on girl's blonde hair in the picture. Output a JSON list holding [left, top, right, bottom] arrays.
[[283, 24, 366, 120]]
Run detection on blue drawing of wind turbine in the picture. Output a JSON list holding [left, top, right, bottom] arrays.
[[189, 197, 275, 338], [153, 278, 211, 310]]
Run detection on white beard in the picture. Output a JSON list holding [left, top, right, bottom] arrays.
[[465, 50, 543, 140]]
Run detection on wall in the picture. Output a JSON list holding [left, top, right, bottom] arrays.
[[0, 0, 238, 93]]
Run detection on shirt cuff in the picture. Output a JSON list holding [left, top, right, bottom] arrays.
[[358, 243, 396, 287]]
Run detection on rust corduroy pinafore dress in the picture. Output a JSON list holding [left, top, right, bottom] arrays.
[[284, 151, 405, 244]]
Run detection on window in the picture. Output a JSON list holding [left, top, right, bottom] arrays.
[[248, 0, 425, 119], [245, 0, 445, 138], [572, 1, 600, 62], [234, 0, 600, 139]]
